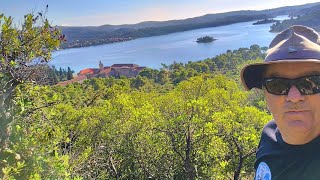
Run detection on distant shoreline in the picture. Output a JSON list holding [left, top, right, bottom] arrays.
[[58, 2, 320, 50], [60, 14, 272, 50]]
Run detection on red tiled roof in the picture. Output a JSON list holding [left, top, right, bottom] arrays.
[[74, 75, 88, 81], [58, 63, 146, 86], [78, 68, 99, 75], [101, 67, 111, 74], [57, 75, 88, 86]]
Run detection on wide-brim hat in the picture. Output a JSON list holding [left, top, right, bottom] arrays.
[[241, 25, 320, 90]]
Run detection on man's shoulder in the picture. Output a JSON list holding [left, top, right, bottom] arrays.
[[255, 120, 285, 166], [255, 121, 320, 179], [261, 120, 277, 142], [256, 120, 279, 157]]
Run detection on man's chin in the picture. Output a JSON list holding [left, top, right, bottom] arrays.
[[280, 119, 316, 143], [286, 120, 311, 131]]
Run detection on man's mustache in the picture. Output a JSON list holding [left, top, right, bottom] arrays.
[[285, 102, 308, 111]]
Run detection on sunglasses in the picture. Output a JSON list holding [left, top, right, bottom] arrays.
[[263, 75, 320, 95]]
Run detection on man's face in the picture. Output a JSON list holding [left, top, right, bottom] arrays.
[[264, 62, 320, 145]]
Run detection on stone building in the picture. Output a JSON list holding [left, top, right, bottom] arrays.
[[57, 62, 146, 86]]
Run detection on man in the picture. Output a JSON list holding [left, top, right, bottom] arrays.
[[241, 25, 320, 180]]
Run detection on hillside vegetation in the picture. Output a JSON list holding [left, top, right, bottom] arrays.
[[2, 44, 272, 179], [0, 8, 279, 180], [270, 5, 320, 32]]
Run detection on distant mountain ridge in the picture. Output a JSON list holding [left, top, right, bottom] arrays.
[[59, 2, 320, 49], [270, 4, 320, 32]]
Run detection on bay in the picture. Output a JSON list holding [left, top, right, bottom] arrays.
[[51, 16, 288, 73]]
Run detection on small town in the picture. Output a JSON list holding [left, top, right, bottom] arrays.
[[57, 62, 146, 86]]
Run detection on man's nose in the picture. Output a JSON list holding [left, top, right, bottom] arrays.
[[286, 85, 305, 102]]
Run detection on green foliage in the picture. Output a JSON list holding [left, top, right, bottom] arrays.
[[1, 18, 271, 179], [8, 73, 270, 179], [138, 45, 266, 87], [0, 11, 62, 106], [46, 66, 75, 84], [0, 10, 62, 179], [270, 10, 320, 32]]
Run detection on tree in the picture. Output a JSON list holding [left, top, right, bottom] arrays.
[[0, 10, 62, 178], [49, 65, 59, 85], [0, 12, 61, 107], [157, 69, 170, 85], [152, 75, 270, 179], [0, 44, 270, 179], [67, 67, 73, 80], [131, 75, 147, 89], [139, 68, 159, 80]]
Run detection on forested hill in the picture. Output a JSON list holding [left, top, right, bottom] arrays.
[[59, 2, 320, 49], [270, 4, 320, 32], [5, 45, 272, 179]]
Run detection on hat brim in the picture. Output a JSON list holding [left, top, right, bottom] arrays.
[[240, 59, 320, 90]]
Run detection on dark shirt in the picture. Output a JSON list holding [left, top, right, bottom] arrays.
[[254, 120, 320, 180]]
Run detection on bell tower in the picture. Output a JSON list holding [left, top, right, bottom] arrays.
[[99, 61, 103, 71]]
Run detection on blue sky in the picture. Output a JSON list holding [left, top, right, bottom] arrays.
[[1, 0, 320, 26]]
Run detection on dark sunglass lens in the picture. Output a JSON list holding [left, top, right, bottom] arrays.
[[265, 78, 289, 95], [296, 78, 313, 95], [298, 76, 320, 95]]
